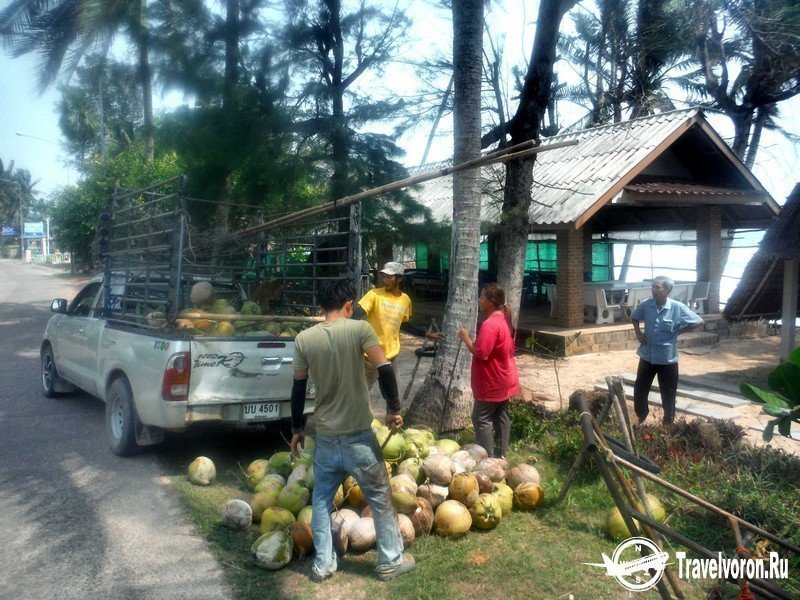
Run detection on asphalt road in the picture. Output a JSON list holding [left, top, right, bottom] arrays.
[[0, 260, 232, 600]]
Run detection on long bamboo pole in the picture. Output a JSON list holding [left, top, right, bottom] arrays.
[[236, 138, 578, 238]]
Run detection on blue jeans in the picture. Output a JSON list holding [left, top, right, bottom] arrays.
[[311, 429, 404, 577]]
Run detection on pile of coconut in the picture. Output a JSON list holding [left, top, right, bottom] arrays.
[[186, 420, 545, 571]]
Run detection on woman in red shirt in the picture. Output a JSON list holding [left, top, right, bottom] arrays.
[[458, 283, 519, 458]]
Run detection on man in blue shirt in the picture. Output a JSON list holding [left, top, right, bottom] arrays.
[[631, 276, 703, 425]]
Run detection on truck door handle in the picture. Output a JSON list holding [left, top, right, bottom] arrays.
[[262, 357, 281, 365]]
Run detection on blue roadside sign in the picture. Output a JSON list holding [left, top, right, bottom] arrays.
[[23, 221, 45, 238], [1, 225, 19, 236]]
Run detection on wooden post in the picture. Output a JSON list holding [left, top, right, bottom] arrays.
[[781, 258, 799, 361]]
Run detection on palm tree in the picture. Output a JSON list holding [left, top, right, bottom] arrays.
[[406, 0, 484, 432], [0, 0, 156, 160]]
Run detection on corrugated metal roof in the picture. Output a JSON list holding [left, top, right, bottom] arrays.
[[407, 107, 777, 229], [624, 183, 757, 196], [529, 108, 701, 226]]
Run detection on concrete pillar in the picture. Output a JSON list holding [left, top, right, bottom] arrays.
[[781, 258, 799, 361], [556, 227, 584, 327], [696, 206, 722, 313]]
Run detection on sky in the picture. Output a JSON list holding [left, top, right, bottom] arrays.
[[1, 1, 798, 203]]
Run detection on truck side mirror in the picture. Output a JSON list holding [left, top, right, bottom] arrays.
[[51, 299, 67, 314]]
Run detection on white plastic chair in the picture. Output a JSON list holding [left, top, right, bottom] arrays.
[[621, 286, 651, 320], [584, 288, 619, 325], [547, 284, 557, 317], [671, 283, 691, 304], [690, 281, 710, 313]]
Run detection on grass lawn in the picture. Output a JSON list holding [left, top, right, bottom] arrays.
[[164, 404, 800, 600]]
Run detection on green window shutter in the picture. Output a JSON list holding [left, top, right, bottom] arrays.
[[591, 242, 613, 281], [415, 243, 429, 270], [479, 242, 488, 270]]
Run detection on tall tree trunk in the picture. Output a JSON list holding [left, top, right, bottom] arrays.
[[406, 0, 484, 433], [744, 106, 766, 169], [138, 0, 154, 162], [496, 0, 575, 327], [223, 0, 240, 109]]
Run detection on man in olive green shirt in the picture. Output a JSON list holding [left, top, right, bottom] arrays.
[[289, 279, 415, 582]]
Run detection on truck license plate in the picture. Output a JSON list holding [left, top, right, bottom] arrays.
[[243, 402, 281, 420]]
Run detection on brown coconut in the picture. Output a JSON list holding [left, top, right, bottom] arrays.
[[288, 521, 314, 558], [409, 497, 434, 537], [397, 514, 416, 548], [507, 463, 541, 490]]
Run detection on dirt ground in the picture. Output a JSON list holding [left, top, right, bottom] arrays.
[[386, 333, 800, 456]]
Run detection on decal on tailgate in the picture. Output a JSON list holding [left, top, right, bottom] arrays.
[[193, 352, 245, 369]]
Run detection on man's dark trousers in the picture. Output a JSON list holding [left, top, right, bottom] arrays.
[[633, 359, 679, 424]]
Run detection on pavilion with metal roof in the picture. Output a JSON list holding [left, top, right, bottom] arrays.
[[407, 108, 780, 328]]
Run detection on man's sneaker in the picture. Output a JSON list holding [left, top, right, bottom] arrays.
[[310, 569, 332, 583], [377, 553, 416, 581]]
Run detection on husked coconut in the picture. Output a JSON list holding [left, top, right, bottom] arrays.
[[474, 472, 493, 494], [391, 474, 419, 495], [451, 450, 477, 473], [221, 499, 252, 529], [433, 500, 472, 539], [348, 517, 377, 552], [331, 518, 349, 554], [398, 514, 416, 548], [417, 483, 449, 510], [476, 457, 509, 482], [507, 464, 541, 490], [332, 508, 360, 533], [190, 281, 215, 307], [409, 497, 434, 536], [461, 443, 489, 463], [187, 457, 216, 486], [423, 454, 455, 486]]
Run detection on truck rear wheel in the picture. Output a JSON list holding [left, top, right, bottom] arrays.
[[106, 377, 141, 456]]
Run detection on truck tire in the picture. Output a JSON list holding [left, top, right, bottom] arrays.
[[106, 377, 141, 457], [41, 343, 68, 398]]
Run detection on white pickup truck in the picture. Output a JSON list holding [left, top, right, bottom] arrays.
[[41, 275, 315, 456]]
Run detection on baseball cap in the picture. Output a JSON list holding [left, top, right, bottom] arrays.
[[379, 261, 405, 276]]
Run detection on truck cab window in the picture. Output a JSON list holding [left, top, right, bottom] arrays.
[[68, 282, 102, 317]]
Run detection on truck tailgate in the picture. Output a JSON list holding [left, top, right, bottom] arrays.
[[189, 338, 295, 405]]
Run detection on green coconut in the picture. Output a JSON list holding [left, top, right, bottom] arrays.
[[187, 457, 216, 486], [297, 505, 313, 525], [377, 430, 407, 463], [259, 506, 296, 535], [606, 495, 666, 540], [397, 458, 425, 485], [251, 530, 293, 570], [459, 424, 477, 445], [268, 452, 295, 479], [277, 482, 310, 516], [246, 459, 271, 490], [470, 493, 503, 530], [254, 474, 285, 493], [250, 489, 282, 523], [436, 438, 461, 455], [241, 301, 262, 315], [491, 482, 514, 516]]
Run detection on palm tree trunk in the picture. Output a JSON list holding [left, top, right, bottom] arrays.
[[496, 0, 575, 327], [138, 0, 154, 162], [744, 106, 766, 169], [406, 0, 483, 433]]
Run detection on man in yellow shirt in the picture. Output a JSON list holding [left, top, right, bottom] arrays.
[[357, 262, 442, 388]]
